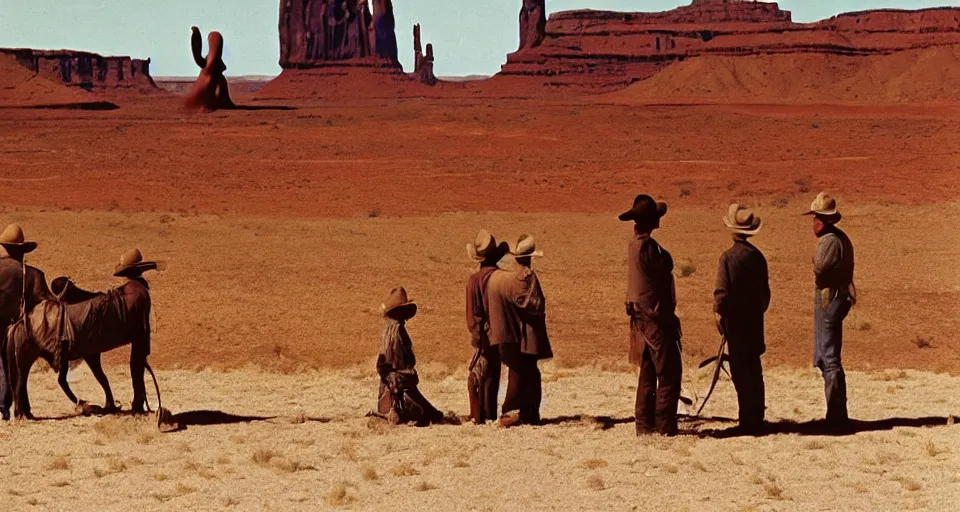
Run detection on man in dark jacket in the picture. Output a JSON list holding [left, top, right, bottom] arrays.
[[0, 224, 49, 420], [714, 204, 771, 433], [487, 234, 551, 427], [620, 195, 682, 436], [805, 192, 856, 426], [465, 230, 508, 424]]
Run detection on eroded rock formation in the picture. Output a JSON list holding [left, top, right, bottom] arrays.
[[184, 27, 235, 111], [413, 24, 437, 86], [278, 0, 400, 68], [518, 0, 546, 51], [0, 48, 156, 91], [500, 0, 960, 92]]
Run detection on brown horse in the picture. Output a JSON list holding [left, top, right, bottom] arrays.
[[5, 277, 152, 420]]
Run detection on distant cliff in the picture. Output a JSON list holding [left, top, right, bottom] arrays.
[[499, 1, 960, 92], [1, 48, 157, 91]]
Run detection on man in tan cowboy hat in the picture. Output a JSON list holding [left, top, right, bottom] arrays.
[[113, 248, 160, 413], [620, 194, 683, 436], [373, 287, 445, 425], [714, 204, 771, 433], [487, 234, 552, 427], [804, 192, 855, 427], [0, 224, 52, 420], [465, 230, 509, 424]]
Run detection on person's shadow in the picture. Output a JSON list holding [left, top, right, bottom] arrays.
[[698, 416, 953, 438]]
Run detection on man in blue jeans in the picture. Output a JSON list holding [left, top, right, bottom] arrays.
[[805, 192, 856, 427]]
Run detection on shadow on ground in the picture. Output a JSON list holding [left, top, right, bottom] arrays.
[[699, 416, 954, 438]]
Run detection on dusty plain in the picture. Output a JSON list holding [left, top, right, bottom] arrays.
[[0, 94, 959, 510]]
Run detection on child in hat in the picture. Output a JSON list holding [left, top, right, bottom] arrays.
[[373, 287, 445, 426]]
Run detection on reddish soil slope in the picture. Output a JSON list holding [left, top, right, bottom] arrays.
[[0, 54, 95, 107]]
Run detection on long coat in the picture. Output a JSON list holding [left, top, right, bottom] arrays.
[[714, 239, 771, 358], [487, 266, 552, 360]]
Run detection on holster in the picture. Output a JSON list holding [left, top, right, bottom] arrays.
[[467, 348, 487, 424]]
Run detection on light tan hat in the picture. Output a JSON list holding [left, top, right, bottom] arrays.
[[466, 229, 508, 262], [510, 234, 543, 259], [381, 287, 417, 320], [722, 203, 762, 236], [804, 192, 840, 217], [114, 248, 158, 278], [0, 224, 37, 253]]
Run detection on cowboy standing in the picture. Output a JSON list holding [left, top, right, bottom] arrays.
[[714, 204, 771, 433], [465, 230, 508, 424], [0, 224, 50, 420], [373, 287, 445, 425], [487, 234, 552, 427], [805, 192, 855, 426], [620, 195, 683, 436]]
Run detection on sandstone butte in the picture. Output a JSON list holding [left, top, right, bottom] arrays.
[[258, 0, 408, 99], [500, 0, 960, 93], [0, 48, 157, 92]]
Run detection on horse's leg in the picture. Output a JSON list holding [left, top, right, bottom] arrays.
[[130, 337, 148, 414], [54, 356, 81, 409], [10, 341, 38, 420], [84, 354, 117, 413], [0, 335, 10, 420]]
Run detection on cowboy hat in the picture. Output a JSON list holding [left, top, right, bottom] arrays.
[[803, 191, 841, 221], [619, 194, 668, 223], [466, 229, 509, 262], [0, 224, 37, 253], [114, 248, 159, 278], [722, 203, 762, 236], [382, 287, 417, 320], [510, 234, 543, 259]]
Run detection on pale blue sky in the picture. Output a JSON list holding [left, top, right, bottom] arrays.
[[1, 1, 956, 77]]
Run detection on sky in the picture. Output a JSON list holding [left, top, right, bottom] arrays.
[[1, 0, 957, 77]]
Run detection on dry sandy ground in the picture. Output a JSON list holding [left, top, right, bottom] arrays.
[[3, 205, 958, 372], [1, 364, 958, 511]]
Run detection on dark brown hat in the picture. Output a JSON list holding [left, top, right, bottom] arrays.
[[618, 195, 668, 223], [381, 287, 417, 321]]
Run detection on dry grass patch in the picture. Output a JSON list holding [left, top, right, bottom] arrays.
[[587, 474, 606, 491], [251, 448, 278, 467], [93, 416, 142, 440], [361, 466, 379, 481], [289, 411, 307, 424], [45, 455, 70, 471], [391, 462, 420, 477], [274, 457, 312, 473], [763, 481, 785, 500], [804, 440, 826, 450], [326, 481, 357, 507], [689, 459, 708, 472], [894, 476, 922, 491], [154, 473, 169, 481], [582, 458, 609, 470], [415, 481, 438, 492], [924, 440, 948, 457], [26, 498, 41, 506]]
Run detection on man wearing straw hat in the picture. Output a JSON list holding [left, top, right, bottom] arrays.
[[0, 224, 52, 420], [487, 234, 552, 427], [714, 204, 771, 433], [805, 192, 856, 427], [620, 194, 683, 436], [465, 230, 509, 424]]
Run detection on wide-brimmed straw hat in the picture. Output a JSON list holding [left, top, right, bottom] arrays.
[[723, 203, 762, 236], [510, 234, 543, 259], [114, 248, 159, 278], [382, 287, 417, 320], [466, 229, 508, 262], [619, 194, 668, 223], [803, 192, 841, 222], [0, 224, 37, 253]]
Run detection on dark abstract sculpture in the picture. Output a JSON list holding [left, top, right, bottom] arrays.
[[184, 27, 234, 111]]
